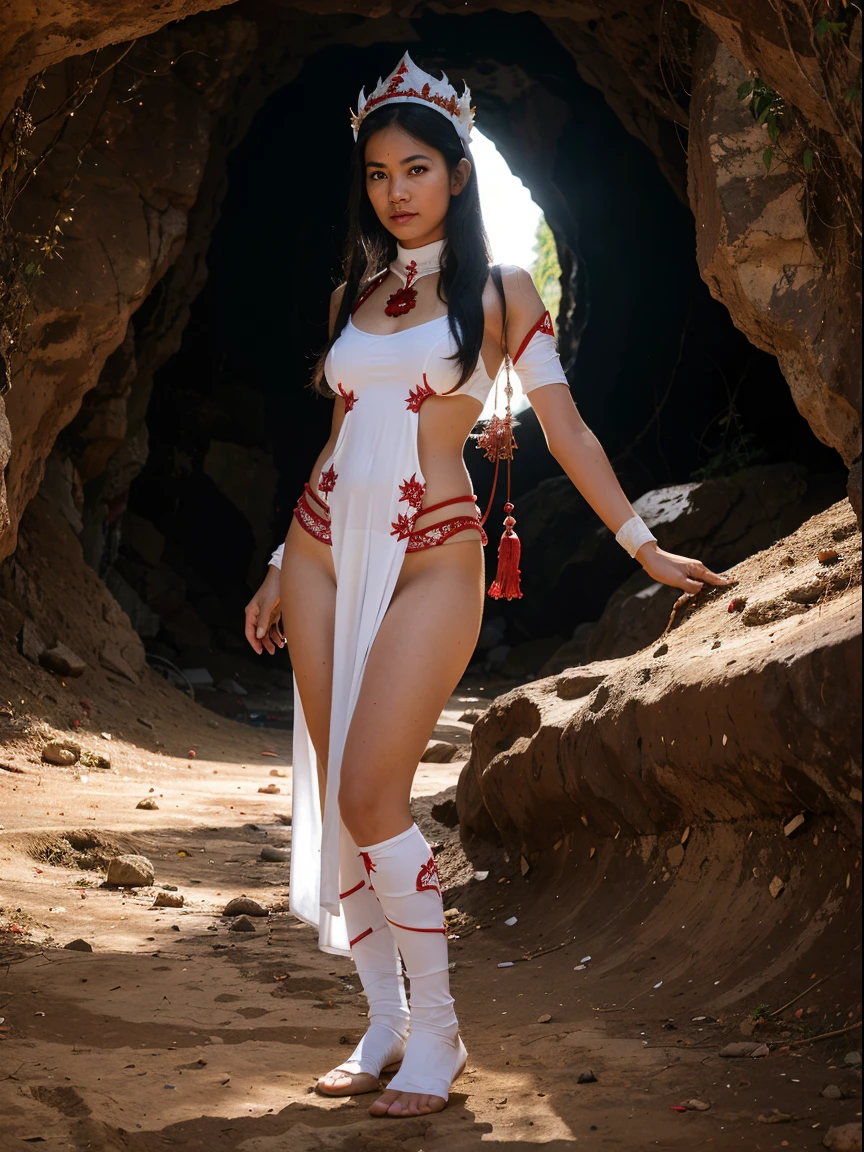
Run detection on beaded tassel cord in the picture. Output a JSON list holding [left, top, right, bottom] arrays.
[[478, 330, 522, 600]]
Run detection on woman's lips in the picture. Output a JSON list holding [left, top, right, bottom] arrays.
[[390, 212, 417, 224]]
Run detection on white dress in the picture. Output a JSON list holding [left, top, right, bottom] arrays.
[[270, 244, 563, 955]]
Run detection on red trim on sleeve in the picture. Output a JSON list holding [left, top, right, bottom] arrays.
[[512, 310, 554, 365]]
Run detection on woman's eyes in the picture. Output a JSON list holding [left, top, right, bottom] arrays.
[[368, 166, 428, 181]]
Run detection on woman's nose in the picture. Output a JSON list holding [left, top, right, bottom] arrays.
[[389, 179, 409, 203]]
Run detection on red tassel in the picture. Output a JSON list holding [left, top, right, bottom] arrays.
[[487, 503, 522, 600]]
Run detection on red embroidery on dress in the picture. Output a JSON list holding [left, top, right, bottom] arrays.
[[390, 512, 415, 540], [337, 382, 357, 412], [406, 375, 435, 411], [416, 855, 440, 894], [359, 852, 376, 890], [398, 472, 426, 511], [318, 465, 337, 496], [385, 260, 419, 316]]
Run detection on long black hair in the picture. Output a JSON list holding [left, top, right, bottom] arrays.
[[313, 99, 492, 395]]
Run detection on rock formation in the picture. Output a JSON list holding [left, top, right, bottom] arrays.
[[0, 0, 860, 582], [457, 500, 861, 995]]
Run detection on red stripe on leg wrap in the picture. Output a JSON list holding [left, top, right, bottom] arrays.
[[384, 915, 447, 935], [349, 926, 374, 947], [339, 879, 366, 900]]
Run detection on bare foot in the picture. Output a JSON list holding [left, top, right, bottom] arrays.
[[368, 1088, 447, 1117], [368, 1034, 467, 1116], [317, 1060, 401, 1097]]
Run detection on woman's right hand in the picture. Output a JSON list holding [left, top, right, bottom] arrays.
[[244, 565, 284, 655]]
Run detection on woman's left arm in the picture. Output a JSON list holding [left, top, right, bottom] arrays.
[[503, 268, 733, 595]]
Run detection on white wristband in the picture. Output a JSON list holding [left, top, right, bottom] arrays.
[[268, 543, 284, 571], [615, 514, 657, 559]]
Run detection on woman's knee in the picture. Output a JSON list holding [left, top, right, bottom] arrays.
[[339, 773, 402, 842]]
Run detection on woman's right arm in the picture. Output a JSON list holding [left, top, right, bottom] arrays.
[[244, 284, 346, 655]]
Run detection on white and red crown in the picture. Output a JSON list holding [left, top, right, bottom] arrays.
[[350, 52, 475, 144]]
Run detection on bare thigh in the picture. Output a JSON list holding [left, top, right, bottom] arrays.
[[280, 516, 336, 796], [338, 539, 484, 846]]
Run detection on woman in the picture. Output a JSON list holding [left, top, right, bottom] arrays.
[[244, 53, 732, 1119]]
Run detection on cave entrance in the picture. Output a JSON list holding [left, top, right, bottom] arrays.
[[68, 8, 843, 687]]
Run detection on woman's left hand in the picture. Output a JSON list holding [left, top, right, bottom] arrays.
[[636, 541, 735, 595]]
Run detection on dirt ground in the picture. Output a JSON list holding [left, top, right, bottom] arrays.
[[1, 666, 862, 1151]]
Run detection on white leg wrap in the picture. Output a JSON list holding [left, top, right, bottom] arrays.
[[335, 824, 408, 1077], [358, 824, 466, 1101]]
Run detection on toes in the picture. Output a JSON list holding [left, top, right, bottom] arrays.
[[368, 1089, 399, 1116]]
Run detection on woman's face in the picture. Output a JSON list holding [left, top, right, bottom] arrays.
[[364, 123, 470, 248]]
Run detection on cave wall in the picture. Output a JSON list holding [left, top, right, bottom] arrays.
[[0, 0, 860, 576]]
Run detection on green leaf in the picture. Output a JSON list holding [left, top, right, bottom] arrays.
[[815, 17, 847, 36], [763, 146, 775, 172], [803, 147, 814, 172], [767, 113, 780, 144], [843, 87, 862, 105], [737, 80, 754, 101]]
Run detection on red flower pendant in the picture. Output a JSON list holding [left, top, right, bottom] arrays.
[[385, 259, 418, 317]]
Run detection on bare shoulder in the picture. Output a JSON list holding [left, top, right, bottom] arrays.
[[500, 264, 544, 308]]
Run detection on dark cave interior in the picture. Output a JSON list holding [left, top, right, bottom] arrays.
[[70, 10, 844, 678]]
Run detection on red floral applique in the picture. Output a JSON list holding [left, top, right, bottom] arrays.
[[406, 375, 435, 412], [416, 855, 440, 893], [398, 472, 426, 510], [318, 465, 337, 496], [359, 851, 376, 891], [337, 382, 357, 412], [385, 260, 418, 316], [390, 512, 415, 540]]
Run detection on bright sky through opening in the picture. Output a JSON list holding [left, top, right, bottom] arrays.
[[470, 129, 543, 415]]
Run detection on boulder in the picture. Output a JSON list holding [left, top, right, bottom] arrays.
[[223, 897, 268, 917], [456, 503, 861, 1000], [39, 642, 86, 677], [136, 798, 159, 810], [421, 741, 462, 764], [41, 741, 80, 766], [19, 617, 45, 664], [152, 891, 184, 908], [823, 1125, 863, 1152], [106, 854, 155, 887]]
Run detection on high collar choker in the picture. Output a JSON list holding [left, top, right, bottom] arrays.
[[391, 238, 446, 284]]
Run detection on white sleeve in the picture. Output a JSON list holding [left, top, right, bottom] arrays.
[[269, 543, 284, 570], [512, 311, 568, 393]]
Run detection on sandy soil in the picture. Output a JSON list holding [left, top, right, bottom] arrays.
[[1, 675, 862, 1151]]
